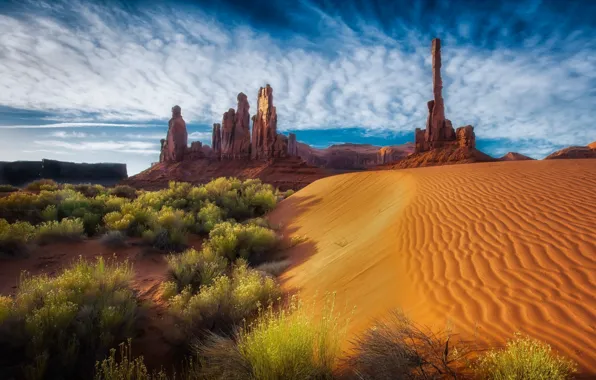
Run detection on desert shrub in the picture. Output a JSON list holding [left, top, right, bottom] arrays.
[[168, 260, 280, 336], [348, 310, 470, 380], [74, 183, 106, 198], [197, 294, 345, 380], [94, 339, 170, 380], [0, 191, 41, 223], [109, 185, 138, 200], [166, 247, 228, 295], [97, 194, 131, 213], [25, 179, 59, 192], [474, 333, 577, 380], [104, 211, 135, 232], [0, 184, 19, 193], [83, 212, 103, 236], [40, 204, 58, 221], [197, 201, 225, 233], [285, 189, 295, 198], [255, 260, 292, 277], [35, 217, 85, 243], [100, 231, 128, 248], [0, 257, 137, 379], [207, 221, 279, 263], [0, 219, 36, 256], [142, 227, 187, 252]]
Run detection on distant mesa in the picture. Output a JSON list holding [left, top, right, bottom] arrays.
[[545, 143, 596, 160], [499, 152, 535, 161]]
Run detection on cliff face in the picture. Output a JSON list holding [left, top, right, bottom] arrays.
[[545, 144, 596, 160], [0, 160, 128, 186]]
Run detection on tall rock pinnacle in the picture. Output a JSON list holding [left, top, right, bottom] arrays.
[[251, 84, 279, 159], [212, 123, 222, 159]]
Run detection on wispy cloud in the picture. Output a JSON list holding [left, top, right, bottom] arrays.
[[0, 0, 594, 162], [0, 122, 160, 129], [49, 131, 90, 138], [33, 140, 159, 155]]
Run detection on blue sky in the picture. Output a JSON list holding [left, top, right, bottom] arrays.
[[0, 0, 594, 175]]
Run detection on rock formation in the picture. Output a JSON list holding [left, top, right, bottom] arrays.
[[251, 85, 287, 159], [219, 93, 252, 159], [220, 108, 236, 158], [288, 133, 298, 156], [160, 105, 188, 163], [545, 144, 596, 160], [212, 123, 222, 158], [499, 152, 534, 161], [415, 39, 476, 153], [185, 141, 212, 160]]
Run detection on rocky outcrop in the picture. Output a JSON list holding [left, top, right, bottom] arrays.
[[220, 108, 236, 158], [220, 93, 252, 159], [415, 39, 476, 153], [160, 105, 188, 163], [252, 85, 282, 160], [0, 160, 128, 186], [212, 123, 222, 158], [185, 141, 212, 160], [295, 142, 414, 170], [288, 133, 298, 156], [545, 144, 596, 160], [499, 152, 535, 161]]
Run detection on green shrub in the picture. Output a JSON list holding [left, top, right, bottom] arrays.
[[83, 212, 103, 236], [108, 185, 138, 200], [142, 227, 187, 252], [41, 204, 58, 221], [474, 333, 577, 380], [35, 217, 85, 243], [0, 191, 40, 223], [104, 211, 134, 232], [197, 202, 225, 233], [74, 183, 106, 198], [25, 179, 59, 192], [285, 189, 295, 198], [0, 219, 36, 256], [169, 260, 280, 336], [0, 257, 137, 379], [0, 184, 19, 193], [197, 294, 345, 380], [166, 247, 228, 295], [207, 222, 279, 263]]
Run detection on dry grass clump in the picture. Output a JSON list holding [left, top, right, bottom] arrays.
[[165, 247, 228, 294], [35, 217, 86, 243], [0, 257, 137, 379], [348, 310, 470, 380], [94, 339, 170, 380], [474, 333, 577, 380]]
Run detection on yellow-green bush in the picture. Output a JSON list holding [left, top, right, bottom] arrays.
[[0, 257, 137, 379], [73, 183, 106, 198], [197, 295, 345, 380], [197, 201, 225, 233], [165, 247, 228, 294], [0, 184, 19, 193], [207, 221, 279, 263], [168, 260, 280, 336], [25, 179, 59, 192], [0, 219, 36, 256], [35, 217, 85, 243], [108, 185, 138, 199], [474, 333, 577, 380], [94, 339, 170, 380], [41, 205, 58, 221]]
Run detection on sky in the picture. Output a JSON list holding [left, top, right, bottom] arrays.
[[0, 0, 594, 175]]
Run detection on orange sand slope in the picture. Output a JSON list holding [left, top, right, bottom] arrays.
[[269, 159, 596, 372]]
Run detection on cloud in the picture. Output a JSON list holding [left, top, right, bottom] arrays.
[[0, 122, 160, 129], [49, 131, 89, 138], [22, 149, 76, 155], [0, 0, 594, 160], [33, 139, 159, 155], [188, 131, 211, 140]]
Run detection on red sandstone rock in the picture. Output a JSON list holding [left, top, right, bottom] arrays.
[[185, 141, 208, 160], [588, 141, 596, 150], [415, 39, 474, 154], [212, 123, 222, 158], [221, 108, 236, 158], [160, 105, 188, 163], [251, 85, 279, 159], [499, 152, 534, 161], [288, 133, 298, 156], [232, 93, 252, 159], [295, 142, 414, 169], [545, 145, 596, 159]]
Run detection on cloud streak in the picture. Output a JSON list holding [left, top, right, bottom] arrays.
[[0, 0, 594, 163]]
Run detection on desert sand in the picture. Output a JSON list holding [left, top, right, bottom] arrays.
[[269, 159, 596, 373]]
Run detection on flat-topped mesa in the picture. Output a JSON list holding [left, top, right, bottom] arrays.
[[252, 84, 287, 159], [415, 39, 474, 153], [212, 123, 222, 159], [160, 105, 188, 163]]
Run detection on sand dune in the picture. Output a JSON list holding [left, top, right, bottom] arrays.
[[269, 159, 596, 373]]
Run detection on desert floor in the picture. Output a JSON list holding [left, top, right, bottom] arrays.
[[268, 159, 596, 373]]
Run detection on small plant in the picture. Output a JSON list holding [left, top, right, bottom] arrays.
[[474, 333, 577, 380], [94, 339, 169, 380], [207, 221, 279, 263], [290, 235, 308, 247], [99, 231, 128, 248], [41, 204, 58, 221], [197, 201, 224, 233], [35, 217, 85, 243], [285, 189, 295, 198], [25, 179, 59, 192], [0, 184, 19, 193]]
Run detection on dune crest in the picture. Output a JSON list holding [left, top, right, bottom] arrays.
[[269, 159, 596, 373]]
